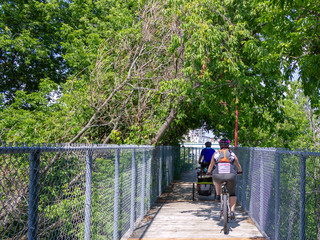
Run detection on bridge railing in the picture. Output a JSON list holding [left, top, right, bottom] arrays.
[[234, 147, 320, 240], [0, 144, 188, 240], [2, 145, 318, 240]]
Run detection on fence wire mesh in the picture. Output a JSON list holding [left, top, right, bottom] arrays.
[[1, 144, 319, 240], [0, 144, 182, 240], [1, 148, 30, 239], [234, 147, 320, 240]]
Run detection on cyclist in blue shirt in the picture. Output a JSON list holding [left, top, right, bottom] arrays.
[[198, 142, 215, 171]]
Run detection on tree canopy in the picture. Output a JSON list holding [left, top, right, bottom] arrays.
[[0, 0, 319, 148]]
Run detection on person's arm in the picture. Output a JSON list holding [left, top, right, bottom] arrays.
[[198, 154, 203, 164], [233, 154, 242, 173], [207, 154, 215, 173]]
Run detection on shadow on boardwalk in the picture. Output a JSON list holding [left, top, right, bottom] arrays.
[[125, 169, 266, 240]]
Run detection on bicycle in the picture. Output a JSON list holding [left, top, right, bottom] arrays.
[[220, 181, 230, 234], [219, 172, 242, 234]]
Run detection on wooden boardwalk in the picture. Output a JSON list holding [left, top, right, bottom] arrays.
[[125, 170, 265, 240]]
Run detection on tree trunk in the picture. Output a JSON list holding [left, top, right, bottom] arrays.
[[152, 107, 178, 145], [152, 96, 185, 145]]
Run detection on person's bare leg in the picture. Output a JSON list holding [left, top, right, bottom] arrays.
[[214, 182, 221, 196], [230, 196, 236, 212]]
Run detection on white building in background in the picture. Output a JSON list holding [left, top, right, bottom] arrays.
[[182, 127, 219, 149], [187, 129, 209, 143], [184, 127, 212, 143]]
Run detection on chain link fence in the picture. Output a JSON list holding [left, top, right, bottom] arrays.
[[234, 147, 320, 240], [182, 146, 320, 240], [1, 144, 319, 240], [0, 144, 183, 240]]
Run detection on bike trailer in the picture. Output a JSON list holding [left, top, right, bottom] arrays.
[[197, 175, 213, 196]]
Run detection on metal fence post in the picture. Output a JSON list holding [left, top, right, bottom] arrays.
[[169, 147, 171, 181], [196, 148, 199, 168], [187, 147, 190, 170], [140, 149, 146, 220], [130, 149, 136, 232], [159, 146, 162, 195], [84, 149, 93, 240], [192, 148, 195, 168], [196, 148, 198, 168], [275, 152, 280, 240], [196, 148, 198, 169], [166, 147, 169, 186], [177, 146, 181, 176], [183, 146, 185, 171], [171, 147, 174, 182], [113, 148, 120, 240], [241, 149, 247, 210], [249, 148, 254, 216], [172, 147, 175, 181], [170, 146, 173, 182], [28, 148, 40, 240], [146, 151, 151, 210], [190, 147, 192, 169], [299, 154, 306, 240], [260, 152, 264, 229]]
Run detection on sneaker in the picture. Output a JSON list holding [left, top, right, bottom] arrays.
[[230, 211, 235, 220], [215, 195, 220, 201]]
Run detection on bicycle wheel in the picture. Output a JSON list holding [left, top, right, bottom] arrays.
[[223, 194, 228, 234]]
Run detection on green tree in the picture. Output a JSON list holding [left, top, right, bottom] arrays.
[[159, 0, 288, 145], [2, 0, 317, 149], [0, 0, 290, 146], [258, 0, 320, 106], [0, 0, 139, 103], [0, 0, 68, 102], [237, 82, 313, 149]]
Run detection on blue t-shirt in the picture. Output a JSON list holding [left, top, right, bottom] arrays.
[[200, 147, 215, 163]]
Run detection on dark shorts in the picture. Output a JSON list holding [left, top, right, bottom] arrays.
[[212, 172, 237, 196], [201, 161, 210, 169]]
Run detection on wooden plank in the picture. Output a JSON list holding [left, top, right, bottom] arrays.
[[124, 170, 266, 240]]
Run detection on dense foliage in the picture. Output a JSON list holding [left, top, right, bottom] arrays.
[[0, 0, 319, 148]]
